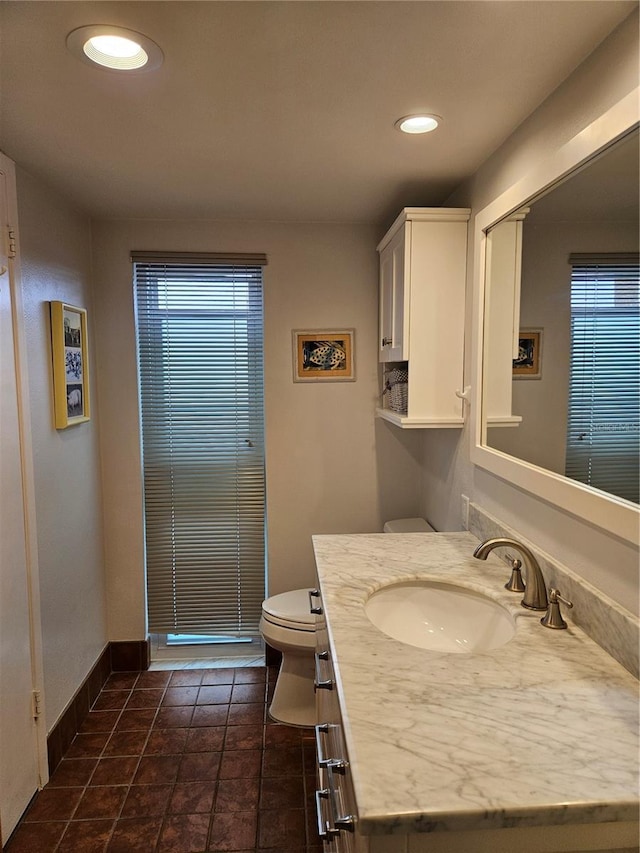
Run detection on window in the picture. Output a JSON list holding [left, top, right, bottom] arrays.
[[133, 253, 266, 638], [565, 255, 639, 503]]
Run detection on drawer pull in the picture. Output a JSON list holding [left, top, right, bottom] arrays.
[[308, 589, 323, 615], [327, 763, 355, 831], [315, 723, 332, 767], [315, 763, 356, 838], [314, 651, 334, 691], [314, 788, 339, 840], [316, 723, 349, 772]]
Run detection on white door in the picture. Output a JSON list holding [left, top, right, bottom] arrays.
[[0, 156, 45, 842]]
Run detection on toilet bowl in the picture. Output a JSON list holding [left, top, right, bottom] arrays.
[[259, 588, 317, 727]]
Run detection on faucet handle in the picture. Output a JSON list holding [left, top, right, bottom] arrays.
[[504, 555, 525, 593], [540, 588, 573, 630]]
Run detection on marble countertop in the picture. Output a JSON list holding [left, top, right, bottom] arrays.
[[312, 532, 639, 835]]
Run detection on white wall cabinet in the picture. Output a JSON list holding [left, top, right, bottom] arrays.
[[377, 207, 470, 428]]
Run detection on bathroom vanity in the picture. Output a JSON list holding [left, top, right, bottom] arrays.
[[311, 532, 639, 853]]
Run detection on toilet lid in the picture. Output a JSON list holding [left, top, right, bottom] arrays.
[[262, 588, 316, 629]]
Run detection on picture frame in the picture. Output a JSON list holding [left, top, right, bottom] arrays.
[[513, 328, 542, 379], [292, 329, 355, 382], [50, 301, 91, 428]]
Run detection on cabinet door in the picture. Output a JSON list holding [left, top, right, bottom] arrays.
[[379, 226, 406, 362], [378, 242, 394, 362]]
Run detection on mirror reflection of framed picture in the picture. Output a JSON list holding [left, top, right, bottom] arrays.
[[513, 328, 542, 379], [50, 301, 91, 428]]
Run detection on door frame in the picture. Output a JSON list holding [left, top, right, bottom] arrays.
[[0, 151, 48, 840]]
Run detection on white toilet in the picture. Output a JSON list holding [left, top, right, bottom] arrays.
[[259, 587, 317, 727], [260, 518, 435, 727]]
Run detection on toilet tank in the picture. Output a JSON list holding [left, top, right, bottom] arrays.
[[383, 517, 435, 533]]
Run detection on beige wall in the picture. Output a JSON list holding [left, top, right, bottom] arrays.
[[428, 10, 639, 611], [16, 167, 108, 727], [91, 219, 424, 641]]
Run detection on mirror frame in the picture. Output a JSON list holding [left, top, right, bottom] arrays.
[[470, 87, 640, 545]]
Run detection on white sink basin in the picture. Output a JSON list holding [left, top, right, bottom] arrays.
[[364, 580, 516, 653]]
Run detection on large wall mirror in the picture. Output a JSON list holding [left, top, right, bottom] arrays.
[[471, 89, 640, 544]]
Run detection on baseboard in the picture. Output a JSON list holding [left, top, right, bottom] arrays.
[[47, 639, 150, 775], [110, 639, 151, 672], [46, 644, 111, 775]]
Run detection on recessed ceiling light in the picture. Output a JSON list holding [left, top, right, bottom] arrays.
[[394, 114, 441, 134], [66, 26, 163, 72]]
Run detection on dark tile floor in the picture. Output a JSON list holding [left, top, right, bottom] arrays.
[[6, 667, 323, 853]]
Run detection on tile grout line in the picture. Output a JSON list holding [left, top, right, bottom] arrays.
[[107, 673, 166, 851]]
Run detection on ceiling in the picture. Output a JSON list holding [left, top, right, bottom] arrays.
[[0, 1, 636, 225]]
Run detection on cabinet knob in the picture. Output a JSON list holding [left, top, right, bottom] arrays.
[[381, 337, 392, 347]]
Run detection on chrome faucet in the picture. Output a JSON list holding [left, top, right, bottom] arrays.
[[473, 538, 548, 611]]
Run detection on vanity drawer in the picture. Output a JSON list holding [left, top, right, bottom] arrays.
[[313, 588, 357, 850], [315, 716, 356, 852], [313, 590, 334, 714]]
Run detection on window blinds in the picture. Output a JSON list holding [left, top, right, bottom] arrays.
[[565, 256, 639, 504], [133, 255, 266, 635]]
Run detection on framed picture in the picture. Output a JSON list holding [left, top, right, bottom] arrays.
[[292, 329, 355, 382], [50, 301, 90, 428], [513, 328, 542, 379]]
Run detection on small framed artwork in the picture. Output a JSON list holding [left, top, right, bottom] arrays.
[[513, 328, 542, 379], [292, 329, 355, 382], [50, 301, 91, 428]]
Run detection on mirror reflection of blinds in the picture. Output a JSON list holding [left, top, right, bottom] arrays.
[[565, 256, 639, 504], [133, 255, 266, 635]]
